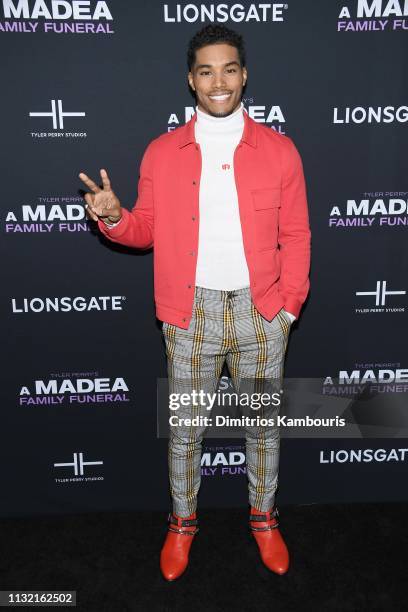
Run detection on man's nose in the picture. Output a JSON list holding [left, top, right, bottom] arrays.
[[213, 72, 226, 88]]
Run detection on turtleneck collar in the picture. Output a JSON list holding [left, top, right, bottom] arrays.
[[195, 101, 244, 133]]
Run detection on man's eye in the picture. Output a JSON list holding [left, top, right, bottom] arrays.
[[199, 69, 236, 76]]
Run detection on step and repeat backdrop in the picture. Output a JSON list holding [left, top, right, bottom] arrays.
[[1, 1, 407, 517]]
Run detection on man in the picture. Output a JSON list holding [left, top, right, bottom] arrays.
[[79, 24, 311, 581]]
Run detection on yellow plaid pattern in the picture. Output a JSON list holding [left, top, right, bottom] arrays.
[[162, 286, 291, 517]]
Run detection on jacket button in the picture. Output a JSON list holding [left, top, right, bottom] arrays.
[[182, 317, 186, 322], [189, 251, 195, 256], [192, 216, 196, 221], [192, 180, 196, 185], [187, 284, 191, 288]]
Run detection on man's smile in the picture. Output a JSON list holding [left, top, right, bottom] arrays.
[[208, 92, 232, 103]]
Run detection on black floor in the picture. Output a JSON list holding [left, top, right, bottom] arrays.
[[1, 503, 407, 611]]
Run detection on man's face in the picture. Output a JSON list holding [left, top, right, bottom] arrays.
[[188, 43, 247, 118]]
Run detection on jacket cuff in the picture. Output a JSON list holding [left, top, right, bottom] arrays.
[[283, 296, 302, 319]]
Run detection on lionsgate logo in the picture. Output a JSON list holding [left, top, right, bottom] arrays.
[[11, 295, 126, 313], [19, 371, 130, 406], [328, 191, 408, 229], [54, 451, 104, 483], [337, 0, 408, 32], [163, 2, 288, 23], [355, 280, 406, 314], [201, 444, 246, 477], [5, 196, 90, 234], [320, 448, 408, 463], [0, 0, 114, 34], [333, 105, 408, 125], [29, 99, 87, 139], [323, 362, 408, 395], [168, 98, 287, 134]]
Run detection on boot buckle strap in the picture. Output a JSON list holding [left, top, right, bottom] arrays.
[[249, 507, 279, 523], [167, 513, 199, 528], [168, 525, 199, 536], [250, 523, 279, 532]]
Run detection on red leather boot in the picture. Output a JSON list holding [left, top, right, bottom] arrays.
[[249, 506, 289, 575], [160, 512, 199, 581]]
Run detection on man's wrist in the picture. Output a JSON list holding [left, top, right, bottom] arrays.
[[107, 214, 122, 223], [103, 213, 122, 227]]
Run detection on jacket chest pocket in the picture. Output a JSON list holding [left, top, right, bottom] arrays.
[[251, 188, 281, 252]]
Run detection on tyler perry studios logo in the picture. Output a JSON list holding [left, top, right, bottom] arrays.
[[4, 196, 90, 234], [162, 2, 288, 23], [168, 98, 287, 134], [0, 0, 114, 35], [54, 451, 104, 483], [355, 280, 406, 314], [29, 99, 87, 139], [19, 372, 130, 407], [328, 191, 408, 229], [337, 0, 408, 32], [201, 444, 247, 477]]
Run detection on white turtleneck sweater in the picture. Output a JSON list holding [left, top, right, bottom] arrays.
[[194, 101, 250, 290], [193, 101, 295, 321]]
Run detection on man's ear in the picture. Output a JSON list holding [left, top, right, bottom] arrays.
[[188, 72, 195, 91]]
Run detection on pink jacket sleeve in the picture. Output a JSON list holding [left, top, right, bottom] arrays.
[[97, 141, 155, 249], [277, 138, 311, 318]]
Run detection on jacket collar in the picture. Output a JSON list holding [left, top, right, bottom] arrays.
[[178, 104, 257, 149]]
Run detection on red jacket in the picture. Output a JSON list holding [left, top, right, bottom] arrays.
[[98, 109, 311, 329]]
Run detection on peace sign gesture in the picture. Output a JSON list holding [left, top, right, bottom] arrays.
[[79, 168, 122, 224]]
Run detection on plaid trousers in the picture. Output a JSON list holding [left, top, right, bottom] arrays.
[[162, 285, 291, 517]]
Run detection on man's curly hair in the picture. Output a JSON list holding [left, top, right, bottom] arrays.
[[187, 24, 246, 71]]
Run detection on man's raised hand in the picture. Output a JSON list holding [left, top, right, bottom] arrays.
[[79, 168, 122, 224]]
